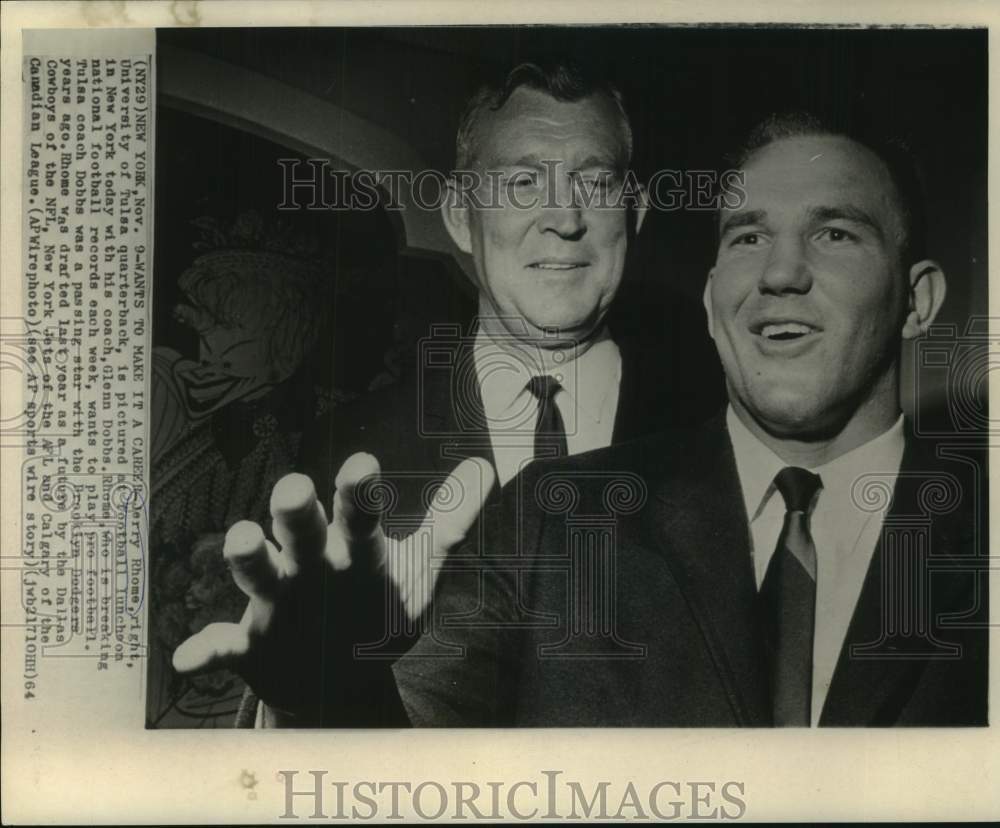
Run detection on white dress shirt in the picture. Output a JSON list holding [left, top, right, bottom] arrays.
[[726, 406, 906, 725], [474, 326, 621, 487]]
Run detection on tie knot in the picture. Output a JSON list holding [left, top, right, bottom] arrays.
[[527, 375, 561, 402], [774, 466, 822, 513]]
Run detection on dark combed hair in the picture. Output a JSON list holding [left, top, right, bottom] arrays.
[[725, 111, 928, 268], [454, 59, 633, 171]]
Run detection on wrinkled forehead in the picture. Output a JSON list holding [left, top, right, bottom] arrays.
[[726, 135, 905, 239], [472, 87, 628, 170]]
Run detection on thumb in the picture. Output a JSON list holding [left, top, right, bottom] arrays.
[[423, 457, 496, 553], [389, 458, 495, 620], [172, 622, 250, 675]]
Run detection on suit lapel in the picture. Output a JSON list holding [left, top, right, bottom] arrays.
[[646, 414, 772, 725], [418, 333, 498, 499], [818, 436, 976, 725], [611, 334, 646, 443]]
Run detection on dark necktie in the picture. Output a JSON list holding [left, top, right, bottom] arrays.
[[759, 466, 823, 726], [526, 375, 568, 463]]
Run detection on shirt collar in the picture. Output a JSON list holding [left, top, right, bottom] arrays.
[[810, 415, 906, 517], [474, 325, 620, 425], [727, 406, 789, 522], [726, 405, 906, 520]]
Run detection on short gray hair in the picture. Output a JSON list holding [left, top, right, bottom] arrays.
[[454, 60, 633, 172]]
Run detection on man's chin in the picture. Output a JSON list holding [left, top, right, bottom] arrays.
[[522, 311, 604, 342], [741, 390, 841, 441]]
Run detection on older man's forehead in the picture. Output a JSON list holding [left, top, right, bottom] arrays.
[[476, 89, 627, 167]]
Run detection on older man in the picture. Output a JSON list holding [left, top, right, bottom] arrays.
[[300, 60, 720, 510]]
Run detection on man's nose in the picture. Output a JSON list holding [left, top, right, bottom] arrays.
[[759, 236, 812, 294], [537, 177, 586, 239]]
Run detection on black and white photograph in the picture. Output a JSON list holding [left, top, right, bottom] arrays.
[[149, 25, 988, 729], [2, 2, 997, 823]]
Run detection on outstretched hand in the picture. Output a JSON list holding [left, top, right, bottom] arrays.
[[173, 453, 495, 721]]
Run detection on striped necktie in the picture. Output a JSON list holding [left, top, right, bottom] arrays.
[[526, 375, 568, 463], [759, 465, 823, 726]]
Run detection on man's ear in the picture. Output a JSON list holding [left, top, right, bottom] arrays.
[[902, 260, 947, 339], [440, 179, 473, 255], [703, 269, 716, 340]]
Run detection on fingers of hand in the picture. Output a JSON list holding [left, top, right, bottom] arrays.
[[224, 520, 280, 600], [172, 622, 250, 675], [270, 473, 328, 576], [326, 502, 387, 575], [328, 452, 387, 573], [332, 452, 384, 540]]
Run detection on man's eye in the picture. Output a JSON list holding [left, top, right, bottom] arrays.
[[731, 232, 761, 246], [507, 171, 540, 189], [818, 227, 857, 243]]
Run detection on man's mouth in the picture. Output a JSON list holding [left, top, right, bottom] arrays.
[[751, 320, 822, 341], [528, 260, 589, 271]]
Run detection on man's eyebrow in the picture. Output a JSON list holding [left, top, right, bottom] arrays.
[[808, 205, 884, 238], [497, 154, 623, 171], [719, 209, 766, 237], [572, 154, 621, 171], [500, 153, 548, 168]]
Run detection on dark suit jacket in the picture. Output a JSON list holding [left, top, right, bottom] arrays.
[[299, 320, 724, 518], [394, 414, 988, 726], [235, 317, 724, 726]]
